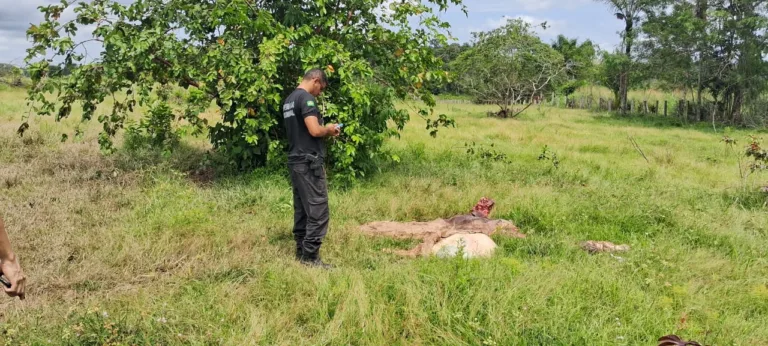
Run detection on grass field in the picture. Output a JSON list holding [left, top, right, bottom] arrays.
[[1, 87, 768, 345], [571, 85, 687, 103]]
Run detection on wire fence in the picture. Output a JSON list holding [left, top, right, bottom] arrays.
[[437, 94, 758, 126]]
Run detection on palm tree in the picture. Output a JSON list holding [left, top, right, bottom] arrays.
[[552, 35, 596, 96]]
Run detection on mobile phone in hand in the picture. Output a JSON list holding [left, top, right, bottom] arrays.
[[336, 123, 344, 129]]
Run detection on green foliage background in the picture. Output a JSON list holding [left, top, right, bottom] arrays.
[[24, 0, 465, 182], [451, 19, 565, 112]]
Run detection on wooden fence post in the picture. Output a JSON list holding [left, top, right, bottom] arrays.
[[643, 100, 648, 114], [608, 100, 612, 112], [664, 101, 668, 116], [630, 100, 635, 113], [655, 100, 660, 115]]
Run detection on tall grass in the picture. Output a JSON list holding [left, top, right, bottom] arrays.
[[0, 89, 767, 345]]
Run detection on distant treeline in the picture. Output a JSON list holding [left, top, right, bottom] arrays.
[[0, 63, 72, 78], [430, 1, 768, 127]]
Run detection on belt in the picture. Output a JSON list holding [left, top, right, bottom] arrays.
[[288, 153, 325, 177]]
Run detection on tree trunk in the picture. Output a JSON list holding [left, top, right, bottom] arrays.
[[620, 17, 634, 114], [682, 88, 688, 121], [499, 104, 509, 118], [510, 103, 533, 118], [695, 0, 708, 120], [731, 89, 744, 125], [619, 72, 628, 114], [697, 87, 703, 122], [624, 18, 633, 58]]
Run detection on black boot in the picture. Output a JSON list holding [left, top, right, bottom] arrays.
[[300, 250, 335, 269], [295, 242, 303, 261]]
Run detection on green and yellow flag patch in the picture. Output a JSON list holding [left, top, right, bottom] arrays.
[[307, 100, 315, 107]]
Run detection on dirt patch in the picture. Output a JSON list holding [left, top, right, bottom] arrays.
[[188, 165, 217, 186], [360, 198, 525, 257]]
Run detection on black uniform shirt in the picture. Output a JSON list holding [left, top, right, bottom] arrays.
[[282, 88, 325, 159]]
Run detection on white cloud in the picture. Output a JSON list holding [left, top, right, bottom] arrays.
[[0, 0, 58, 33], [511, 0, 557, 11], [0, 0, 134, 63], [468, 0, 592, 13]]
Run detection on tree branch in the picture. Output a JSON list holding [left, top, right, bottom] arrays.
[[150, 56, 215, 98]]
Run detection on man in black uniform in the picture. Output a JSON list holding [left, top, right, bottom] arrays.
[[282, 69, 340, 268]]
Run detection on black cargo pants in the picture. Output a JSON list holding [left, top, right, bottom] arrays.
[[289, 159, 330, 256]]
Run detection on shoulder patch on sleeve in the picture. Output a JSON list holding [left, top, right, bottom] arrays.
[[306, 100, 315, 107]]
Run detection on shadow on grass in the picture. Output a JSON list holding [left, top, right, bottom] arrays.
[[115, 141, 211, 184], [112, 126, 486, 191], [114, 139, 289, 187]]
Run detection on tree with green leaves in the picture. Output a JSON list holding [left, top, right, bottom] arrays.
[[706, 1, 768, 125], [0, 64, 24, 87], [23, 0, 465, 182], [596, 0, 659, 113], [598, 51, 627, 103], [641, 0, 711, 119], [0, 63, 17, 77], [429, 40, 471, 95], [551, 35, 597, 96], [452, 19, 566, 118], [641, 0, 768, 125]]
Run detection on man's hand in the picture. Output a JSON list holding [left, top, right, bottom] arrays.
[[1, 254, 26, 300], [305, 116, 340, 138], [325, 123, 341, 137]]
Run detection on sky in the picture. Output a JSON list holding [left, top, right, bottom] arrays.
[[442, 0, 624, 49], [0, 0, 625, 65]]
